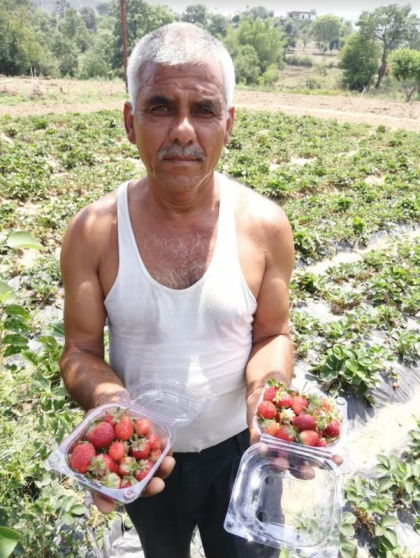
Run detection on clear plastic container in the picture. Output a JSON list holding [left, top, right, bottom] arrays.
[[224, 436, 343, 557], [224, 382, 348, 556], [46, 379, 215, 504]]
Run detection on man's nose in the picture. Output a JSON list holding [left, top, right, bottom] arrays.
[[168, 112, 196, 145]]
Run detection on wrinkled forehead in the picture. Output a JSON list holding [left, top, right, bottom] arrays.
[[136, 61, 225, 99]]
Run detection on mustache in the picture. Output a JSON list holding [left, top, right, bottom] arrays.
[[157, 144, 207, 161]]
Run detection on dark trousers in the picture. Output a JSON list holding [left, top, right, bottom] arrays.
[[125, 430, 278, 558]]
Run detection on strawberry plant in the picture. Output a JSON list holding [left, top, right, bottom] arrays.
[[341, 422, 420, 558]]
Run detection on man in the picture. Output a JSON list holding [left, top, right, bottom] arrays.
[[60, 22, 295, 558]]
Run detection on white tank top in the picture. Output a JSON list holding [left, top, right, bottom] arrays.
[[104, 176, 257, 452]]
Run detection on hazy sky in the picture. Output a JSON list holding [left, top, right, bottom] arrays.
[[149, 1, 420, 22]]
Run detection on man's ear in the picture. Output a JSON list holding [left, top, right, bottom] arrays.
[[123, 101, 136, 144], [224, 106, 235, 146]]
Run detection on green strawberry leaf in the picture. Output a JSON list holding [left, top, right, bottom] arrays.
[[0, 526, 20, 558], [6, 231, 43, 251]]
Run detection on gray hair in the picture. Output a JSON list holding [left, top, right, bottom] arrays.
[[127, 22, 235, 114]]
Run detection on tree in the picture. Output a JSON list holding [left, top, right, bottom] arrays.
[[80, 6, 97, 31], [0, 2, 47, 75], [357, 4, 420, 89], [207, 13, 229, 38], [112, 0, 175, 72], [312, 14, 343, 52], [339, 32, 381, 91], [180, 4, 209, 27], [389, 48, 420, 101]]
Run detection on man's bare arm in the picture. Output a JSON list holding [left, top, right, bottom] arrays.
[[245, 205, 295, 443], [60, 203, 125, 410]]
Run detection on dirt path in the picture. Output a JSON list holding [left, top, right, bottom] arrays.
[[2, 86, 419, 132]]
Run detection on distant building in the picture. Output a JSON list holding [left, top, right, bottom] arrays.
[[287, 10, 316, 20]]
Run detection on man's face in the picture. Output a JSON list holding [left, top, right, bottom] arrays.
[[124, 62, 234, 190]]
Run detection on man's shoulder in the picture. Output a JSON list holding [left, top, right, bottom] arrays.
[[225, 176, 289, 228], [71, 189, 119, 227]]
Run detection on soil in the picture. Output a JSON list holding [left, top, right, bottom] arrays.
[[1, 77, 419, 131]]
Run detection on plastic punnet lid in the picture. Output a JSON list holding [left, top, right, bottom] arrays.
[[128, 377, 217, 428], [224, 438, 342, 556]]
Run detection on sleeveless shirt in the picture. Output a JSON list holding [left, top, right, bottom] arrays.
[[104, 175, 257, 452]]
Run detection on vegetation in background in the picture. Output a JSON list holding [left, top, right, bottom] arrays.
[[0, 105, 419, 555], [1, 0, 420, 97]]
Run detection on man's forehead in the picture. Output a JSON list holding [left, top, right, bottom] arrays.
[[139, 61, 223, 91]]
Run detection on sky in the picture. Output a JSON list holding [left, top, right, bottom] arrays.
[[147, 0, 420, 22]]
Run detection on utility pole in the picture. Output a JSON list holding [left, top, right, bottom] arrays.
[[120, 0, 128, 91]]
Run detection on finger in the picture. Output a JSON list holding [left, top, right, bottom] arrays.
[[332, 454, 343, 467], [154, 455, 176, 480], [91, 491, 116, 514], [289, 463, 315, 480], [141, 476, 166, 497]]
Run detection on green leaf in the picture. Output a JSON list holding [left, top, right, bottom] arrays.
[[0, 526, 20, 558], [70, 504, 88, 516], [0, 281, 14, 297], [6, 232, 43, 251]]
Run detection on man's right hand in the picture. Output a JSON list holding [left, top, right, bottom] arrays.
[[91, 453, 176, 513]]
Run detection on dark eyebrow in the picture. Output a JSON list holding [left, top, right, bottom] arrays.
[[196, 100, 221, 112], [145, 95, 173, 107]]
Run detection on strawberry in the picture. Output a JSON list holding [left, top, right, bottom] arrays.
[[146, 432, 162, 450], [118, 456, 137, 476], [263, 386, 279, 403], [86, 420, 115, 449], [114, 414, 134, 441], [108, 440, 127, 461], [275, 392, 293, 409], [292, 413, 317, 432], [262, 419, 280, 437], [257, 401, 276, 420], [135, 459, 153, 482], [120, 475, 137, 488], [69, 442, 96, 474], [134, 418, 151, 436], [149, 448, 162, 462], [317, 437, 328, 448], [290, 394, 308, 415], [275, 424, 296, 442], [88, 454, 118, 477], [130, 438, 151, 460], [297, 430, 320, 446], [324, 419, 340, 439], [102, 472, 122, 489]]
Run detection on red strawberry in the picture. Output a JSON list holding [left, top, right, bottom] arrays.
[[135, 459, 153, 481], [275, 424, 296, 442], [290, 395, 308, 415], [275, 392, 293, 409], [86, 421, 115, 449], [317, 437, 328, 448], [134, 418, 151, 436], [324, 419, 340, 439], [297, 430, 320, 446], [149, 448, 162, 462], [108, 440, 127, 461], [262, 420, 280, 437], [102, 472, 122, 488], [263, 386, 279, 403], [69, 442, 96, 474], [114, 414, 134, 441], [88, 454, 118, 477], [257, 401, 276, 420], [146, 432, 162, 450], [130, 438, 151, 460], [292, 413, 317, 432], [118, 456, 137, 476], [120, 475, 137, 488]]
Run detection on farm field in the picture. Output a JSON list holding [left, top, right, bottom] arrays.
[[0, 82, 419, 557]]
